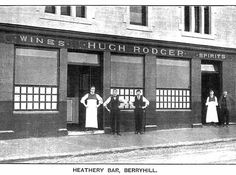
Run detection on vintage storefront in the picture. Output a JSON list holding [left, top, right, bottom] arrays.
[[0, 23, 235, 139]]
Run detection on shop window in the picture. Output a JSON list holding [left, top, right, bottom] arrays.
[[111, 55, 144, 109], [110, 88, 143, 109], [14, 48, 58, 111], [76, 6, 86, 18], [156, 58, 191, 110], [14, 85, 58, 111], [45, 6, 56, 14], [130, 6, 147, 26], [184, 6, 211, 35], [61, 6, 71, 16]]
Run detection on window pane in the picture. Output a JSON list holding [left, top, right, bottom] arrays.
[[15, 86, 20, 93], [184, 6, 190, 32], [34, 87, 39, 94], [15, 48, 58, 86], [111, 55, 143, 88], [28, 95, 33, 101], [194, 6, 200, 33], [46, 103, 51, 110], [204, 6, 210, 34], [40, 103, 45, 109], [61, 6, 71, 16], [15, 95, 20, 101], [40, 95, 45, 101], [28, 87, 33, 94], [156, 58, 190, 88], [28, 103, 33, 110], [76, 6, 86, 18], [130, 6, 147, 26], [46, 87, 52, 94], [68, 52, 99, 65], [45, 6, 56, 14], [34, 95, 39, 101], [34, 103, 39, 109]]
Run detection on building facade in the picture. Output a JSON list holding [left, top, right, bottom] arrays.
[[0, 6, 236, 139]]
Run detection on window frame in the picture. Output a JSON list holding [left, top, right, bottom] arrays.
[[110, 87, 144, 110], [76, 5, 86, 18], [110, 54, 145, 110], [13, 46, 60, 112], [45, 6, 56, 14], [111, 54, 144, 88], [61, 6, 71, 16], [182, 6, 214, 39], [42, 6, 93, 25], [155, 57, 192, 111], [125, 6, 153, 32], [130, 6, 148, 26]]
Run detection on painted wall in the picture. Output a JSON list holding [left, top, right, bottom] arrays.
[[0, 6, 236, 48]]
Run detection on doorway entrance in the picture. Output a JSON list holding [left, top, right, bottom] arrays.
[[201, 60, 222, 124], [66, 52, 103, 131]]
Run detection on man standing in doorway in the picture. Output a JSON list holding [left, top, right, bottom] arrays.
[[80, 86, 103, 131], [103, 89, 127, 135], [130, 89, 149, 134], [219, 91, 234, 127]]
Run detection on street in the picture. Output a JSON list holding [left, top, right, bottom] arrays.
[[21, 141, 236, 164]]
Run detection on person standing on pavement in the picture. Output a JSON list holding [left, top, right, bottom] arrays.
[[130, 89, 149, 134], [219, 91, 234, 127], [205, 90, 219, 126], [103, 89, 127, 135], [80, 86, 103, 131]]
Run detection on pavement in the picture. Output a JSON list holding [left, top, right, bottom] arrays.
[[1, 125, 236, 163]]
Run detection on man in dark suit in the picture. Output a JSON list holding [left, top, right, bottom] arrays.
[[130, 89, 149, 134], [103, 89, 127, 135], [219, 91, 234, 127]]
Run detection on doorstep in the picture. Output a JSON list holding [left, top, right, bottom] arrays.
[[68, 130, 105, 136]]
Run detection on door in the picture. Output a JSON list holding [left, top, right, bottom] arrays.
[[67, 64, 103, 131], [201, 60, 222, 124]]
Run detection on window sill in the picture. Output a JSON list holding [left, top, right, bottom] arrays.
[[181, 31, 215, 40], [13, 111, 59, 114], [126, 24, 153, 32], [40, 13, 92, 25], [156, 109, 192, 112]]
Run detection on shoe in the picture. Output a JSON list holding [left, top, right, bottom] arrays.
[[140, 132, 144, 134], [135, 131, 138, 134], [117, 133, 121, 136]]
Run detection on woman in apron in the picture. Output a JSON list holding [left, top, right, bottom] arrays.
[[80, 86, 103, 130], [205, 90, 219, 125]]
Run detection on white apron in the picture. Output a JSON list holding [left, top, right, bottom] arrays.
[[206, 97, 218, 123], [85, 99, 98, 128]]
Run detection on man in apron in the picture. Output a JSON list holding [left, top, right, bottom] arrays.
[[80, 86, 103, 131]]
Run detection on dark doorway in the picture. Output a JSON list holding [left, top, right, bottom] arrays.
[[201, 60, 222, 124], [67, 64, 103, 131]]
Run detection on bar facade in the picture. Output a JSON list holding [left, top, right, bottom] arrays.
[[0, 24, 236, 139]]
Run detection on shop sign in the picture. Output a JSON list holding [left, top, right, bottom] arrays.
[[2, 33, 229, 60], [3, 34, 186, 57], [197, 52, 226, 60]]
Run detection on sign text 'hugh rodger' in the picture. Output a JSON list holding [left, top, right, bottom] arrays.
[[16, 35, 185, 57]]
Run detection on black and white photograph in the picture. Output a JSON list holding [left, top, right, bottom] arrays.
[[0, 0, 236, 174]]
